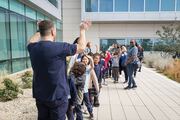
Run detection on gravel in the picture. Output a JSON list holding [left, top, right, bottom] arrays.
[[0, 89, 37, 120]]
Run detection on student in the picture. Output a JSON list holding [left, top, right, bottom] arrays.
[[103, 51, 111, 85], [81, 55, 95, 119], [92, 53, 102, 107], [137, 45, 144, 72], [68, 62, 86, 120], [27, 20, 91, 120], [119, 46, 128, 83], [112, 51, 120, 83]]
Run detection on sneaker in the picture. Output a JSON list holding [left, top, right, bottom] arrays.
[[94, 103, 100, 107], [94, 100, 100, 107], [131, 85, 137, 88], [124, 86, 131, 90]]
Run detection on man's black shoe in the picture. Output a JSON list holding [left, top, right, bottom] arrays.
[[90, 113, 94, 120], [124, 86, 131, 90], [131, 85, 137, 88]]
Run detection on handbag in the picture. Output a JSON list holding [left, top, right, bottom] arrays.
[[133, 59, 140, 69]]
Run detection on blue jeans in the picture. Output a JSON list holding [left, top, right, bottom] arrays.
[[83, 92, 93, 114], [74, 104, 83, 120], [127, 63, 136, 87]]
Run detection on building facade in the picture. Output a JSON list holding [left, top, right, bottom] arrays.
[[0, 0, 62, 73], [63, 0, 180, 52]]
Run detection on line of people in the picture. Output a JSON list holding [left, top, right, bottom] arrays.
[[67, 39, 105, 120], [27, 20, 144, 120], [28, 20, 92, 120], [105, 41, 144, 89], [96, 41, 144, 88], [66, 39, 144, 119]]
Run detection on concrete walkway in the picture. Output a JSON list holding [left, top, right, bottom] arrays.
[[0, 67, 180, 120], [87, 67, 180, 120]]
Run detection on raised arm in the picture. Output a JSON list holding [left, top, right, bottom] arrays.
[[86, 55, 94, 70], [76, 21, 91, 54], [28, 32, 40, 45]]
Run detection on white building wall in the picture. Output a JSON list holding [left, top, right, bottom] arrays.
[[63, 0, 173, 52]]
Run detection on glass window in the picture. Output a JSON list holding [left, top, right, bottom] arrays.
[[26, 19, 37, 49], [0, 61, 11, 73], [48, 0, 58, 8], [115, 0, 128, 12], [10, 14, 26, 58], [116, 39, 126, 45], [9, 0, 24, 15], [45, 16, 51, 20], [56, 20, 62, 41], [145, 0, 159, 11], [27, 58, 31, 68], [37, 12, 45, 20], [18, 16, 26, 57], [0, 11, 10, 60], [161, 0, 175, 11], [100, 39, 108, 51], [0, 0, 9, 9], [56, 20, 62, 30], [141, 39, 153, 51], [100, 38, 155, 51], [85, 0, 98, 12], [100, 0, 113, 12], [177, 0, 180, 11], [56, 30, 62, 41], [26, 19, 37, 58], [130, 0, 144, 12], [26, 6, 36, 20], [12, 59, 26, 73]]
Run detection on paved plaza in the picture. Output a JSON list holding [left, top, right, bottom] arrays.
[[0, 66, 180, 120], [89, 67, 180, 120]]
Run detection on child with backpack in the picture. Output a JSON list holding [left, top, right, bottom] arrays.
[[67, 62, 86, 120]]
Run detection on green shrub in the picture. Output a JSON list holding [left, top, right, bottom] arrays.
[[0, 78, 23, 102], [21, 71, 32, 89]]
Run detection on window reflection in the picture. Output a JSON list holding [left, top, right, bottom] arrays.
[[85, 0, 98, 12], [145, 0, 159, 11], [161, 0, 175, 11], [130, 0, 144, 12], [100, 38, 156, 51], [100, 0, 113, 12], [115, 0, 128, 12], [0, 0, 63, 73]]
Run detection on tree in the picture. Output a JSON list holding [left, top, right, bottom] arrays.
[[156, 22, 180, 58]]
